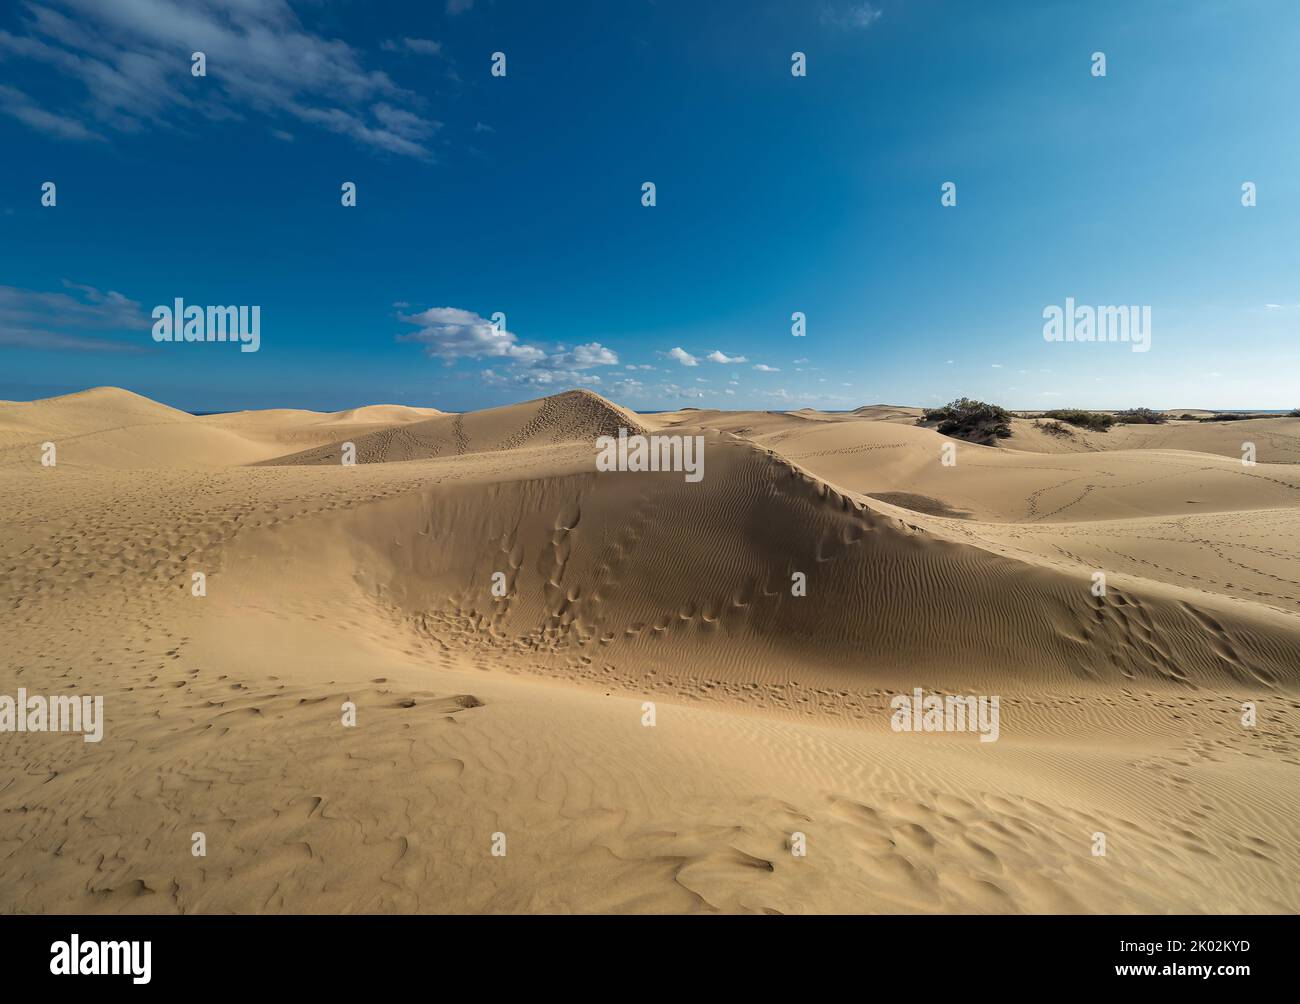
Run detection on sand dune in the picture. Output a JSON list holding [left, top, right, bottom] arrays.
[[318, 404, 445, 424], [2, 387, 1297, 914], [1005, 414, 1300, 459], [261, 389, 646, 465], [0, 389, 450, 468], [0, 386, 190, 448]]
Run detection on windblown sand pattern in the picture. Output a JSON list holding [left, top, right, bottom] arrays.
[[2, 388, 1298, 913]]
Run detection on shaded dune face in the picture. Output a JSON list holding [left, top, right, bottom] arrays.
[[222, 433, 1300, 696]]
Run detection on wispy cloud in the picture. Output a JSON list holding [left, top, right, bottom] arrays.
[[0, 280, 149, 352], [667, 347, 699, 367], [381, 37, 442, 56], [821, 3, 884, 30], [0, 84, 105, 141], [484, 367, 605, 390], [0, 0, 441, 157]]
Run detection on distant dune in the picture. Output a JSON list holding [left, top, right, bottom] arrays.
[[0, 390, 446, 468], [2, 386, 1298, 914], [260, 389, 647, 465]]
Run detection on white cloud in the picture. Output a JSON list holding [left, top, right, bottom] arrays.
[[546, 342, 619, 369], [707, 350, 747, 364], [397, 307, 544, 365], [668, 347, 699, 367], [753, 363, 780, 372], [397, 306, 621, 382]]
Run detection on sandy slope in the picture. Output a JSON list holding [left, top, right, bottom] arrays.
[[1, 388, 1297, 914], [260, 390, 647, 465]]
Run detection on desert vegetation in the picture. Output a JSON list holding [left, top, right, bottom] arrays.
[[1042, 409, 1114, 432], [921, 397, 1012, 444], [1114, 407, 1167, 425]]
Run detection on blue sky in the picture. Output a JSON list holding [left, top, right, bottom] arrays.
[[2, 0, 1298, 412]]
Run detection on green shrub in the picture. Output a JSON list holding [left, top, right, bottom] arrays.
[[1042, 409, 1114, 432], [921, 397, 1012, 443], [1114, 407, 1167, 425]]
